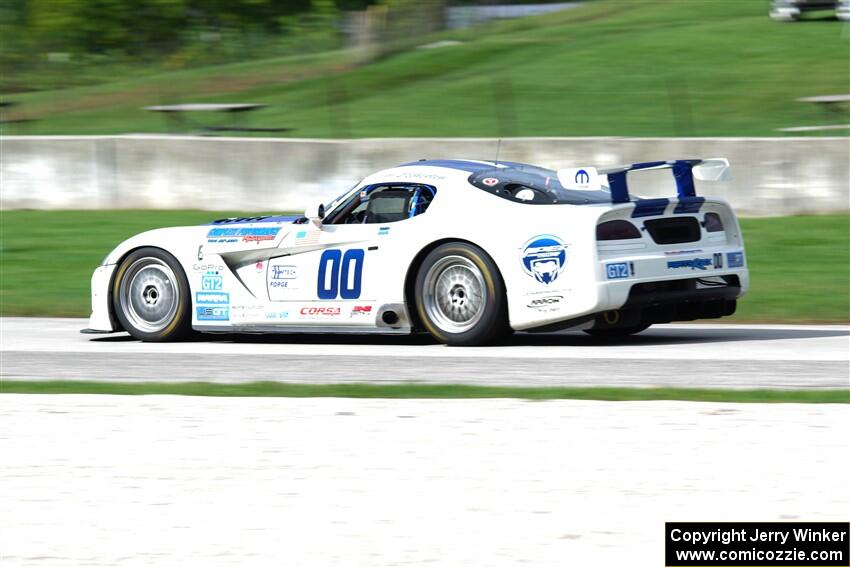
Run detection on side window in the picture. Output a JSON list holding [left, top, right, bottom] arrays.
[[327, 184, 436, 225]]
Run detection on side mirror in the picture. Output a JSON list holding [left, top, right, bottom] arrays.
[[304, 203, 325, 227]]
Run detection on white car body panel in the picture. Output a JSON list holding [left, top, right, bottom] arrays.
[[88, 159, 749, 335]]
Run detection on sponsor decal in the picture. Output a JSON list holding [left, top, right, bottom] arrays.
[[574, 169, 590, 185], [520, 235, 568, 285], [300, 306, 342, 317], [727, 251, 745, 268], [196, 306, 229, 321], [265, 310, 290, 320], [229, 304, 264, 321], [527, 296, 563, 311], [196, 286, 229, 321], [664, 249, 703, 256], [350, 305, 373, 317], [195, 292, 229, 305], [201, 271, 223, 291], [192, 263, 225, 273], [206, 227, 279, 244], [393, 172, 446, 181], [667, 257, 713, 271], [378, 227, 390, 236], [605, 262, 631, 280], [269, 264, 298, 289], [482, 177, 499, 187]]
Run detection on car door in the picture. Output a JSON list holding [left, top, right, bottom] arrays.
[[265, 183, 433, 325]]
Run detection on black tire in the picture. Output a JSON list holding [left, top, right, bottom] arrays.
[[583, 323, 651, 338], [414, 242, 508, 346], [112, 247, 192, 341]]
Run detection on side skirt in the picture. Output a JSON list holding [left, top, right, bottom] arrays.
[[194, 324, 412, 335]]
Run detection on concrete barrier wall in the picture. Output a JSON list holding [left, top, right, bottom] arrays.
[[1, 135, 847, 216]]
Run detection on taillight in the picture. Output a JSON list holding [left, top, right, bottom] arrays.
[[596, 220, 641, 240], [703, 212, 724, 232]]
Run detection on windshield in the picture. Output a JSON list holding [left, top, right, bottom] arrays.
[[468, 162, 612, 205], [324, 179, 364, 214]]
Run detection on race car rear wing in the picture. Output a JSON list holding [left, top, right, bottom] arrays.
[[558, 159, 730, 204]]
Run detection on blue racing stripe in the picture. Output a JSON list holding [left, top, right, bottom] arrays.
[[631, 198, 669, 218], [206, 215, 299, 225], [673, 197, 705, 214]]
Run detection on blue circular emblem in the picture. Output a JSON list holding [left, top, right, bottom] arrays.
[[574, 169, 590, 184], [521, 235, 568, 285]]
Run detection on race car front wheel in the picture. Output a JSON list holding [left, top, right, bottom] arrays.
[[415, 242, 508, 346], [112, 247, 191, 341]]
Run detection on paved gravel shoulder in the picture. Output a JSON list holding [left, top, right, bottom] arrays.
[[1, 395, 847, 567]]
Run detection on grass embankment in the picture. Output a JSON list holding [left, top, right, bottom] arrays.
[[0, 210, 847, 322], [1, 381, 847, 403], [3, 0, 848, 137]]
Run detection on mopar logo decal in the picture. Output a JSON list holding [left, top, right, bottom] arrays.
[[667, 258, 713, 271], [574, 169, 590, 185], [521, 235, 568, 285]]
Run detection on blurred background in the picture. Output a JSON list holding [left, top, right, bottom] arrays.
[[0, 0, 848, 322], [1, 0, 848, 137]]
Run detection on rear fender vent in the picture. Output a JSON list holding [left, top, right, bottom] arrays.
[[643, 217, 701, 245]]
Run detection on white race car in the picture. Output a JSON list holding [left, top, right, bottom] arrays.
[[86, 158, 748, 345]]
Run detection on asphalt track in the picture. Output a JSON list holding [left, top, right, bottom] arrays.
[[2, 318, 847, 389]]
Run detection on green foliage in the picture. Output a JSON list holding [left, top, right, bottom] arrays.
[[0, 211, 847, 322], [2, 381, 848, 403], [0, 0, 338, 92], [25, 0, 315, 55], [2, 0, 847, 135]]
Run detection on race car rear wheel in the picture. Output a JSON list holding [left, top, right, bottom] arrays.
[[415, 242, 508, 346], [112, 247, 191, 341]]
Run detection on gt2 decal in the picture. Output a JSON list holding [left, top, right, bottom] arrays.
[[201, 271, 223, 290], [605, 262, 631, 280], [521, 235, 568, 285], [317, 249, 365, 300]]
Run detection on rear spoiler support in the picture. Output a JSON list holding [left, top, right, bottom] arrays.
[[599, 159, 730, 204]]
